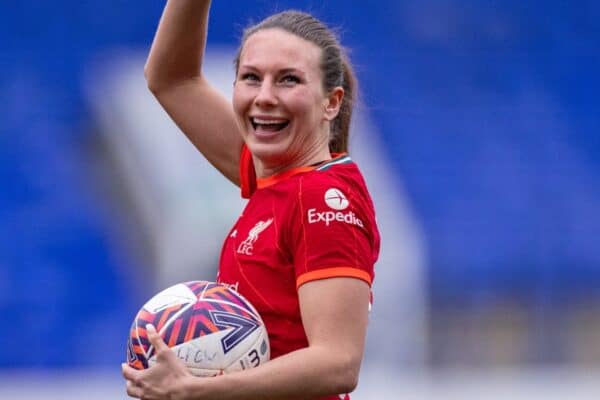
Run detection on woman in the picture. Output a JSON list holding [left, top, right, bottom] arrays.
[[122, 1, 380, 399]]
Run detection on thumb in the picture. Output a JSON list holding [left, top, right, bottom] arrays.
[[146, 324, 169, 353]]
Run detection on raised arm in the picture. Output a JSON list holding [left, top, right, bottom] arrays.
[[145, 0, 244, 185]]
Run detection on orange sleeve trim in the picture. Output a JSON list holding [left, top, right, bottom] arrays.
[[296, 267, 372, 289]]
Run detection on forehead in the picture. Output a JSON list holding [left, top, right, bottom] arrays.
[[239, 28, 322, 73]]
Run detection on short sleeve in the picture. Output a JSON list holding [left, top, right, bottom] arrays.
[[289, 176, 377, 289], [240, 145, 257, 199]]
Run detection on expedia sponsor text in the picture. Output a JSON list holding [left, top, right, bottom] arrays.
[[307, 208, 364, 228]]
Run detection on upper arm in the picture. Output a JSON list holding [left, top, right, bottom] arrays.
[[290, 177, 377, 287], [151, 77, 245, 186], [298, 277, 370, 383]]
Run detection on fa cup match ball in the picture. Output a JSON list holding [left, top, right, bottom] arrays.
[[127, 281, 270, 376]]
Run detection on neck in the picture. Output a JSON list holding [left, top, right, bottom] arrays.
[[254, 146, 332, 178]]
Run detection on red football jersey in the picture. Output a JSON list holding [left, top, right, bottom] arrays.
[[217, 147, 380, 400]]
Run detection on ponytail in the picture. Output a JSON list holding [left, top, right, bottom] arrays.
[[329, 55, 356, 154]]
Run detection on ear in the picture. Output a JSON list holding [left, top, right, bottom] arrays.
[[323, 86, 345, 121]]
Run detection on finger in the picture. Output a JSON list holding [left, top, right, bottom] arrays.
[[146, 324, 169, 353], [122, 362, 141, 381], [126, 379, 142, 398]]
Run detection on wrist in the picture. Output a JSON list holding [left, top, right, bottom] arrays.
[[173, 374, 229, 400], [171, 375, 198, 400]]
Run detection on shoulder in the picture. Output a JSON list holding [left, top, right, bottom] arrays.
[[291, 160, 376, 235], [299, 157, 371, 204]]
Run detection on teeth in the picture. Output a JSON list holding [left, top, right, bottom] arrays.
[[252, 118, 288, 125]]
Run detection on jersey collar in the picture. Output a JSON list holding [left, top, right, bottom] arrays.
[[256, 153, 350, 190]]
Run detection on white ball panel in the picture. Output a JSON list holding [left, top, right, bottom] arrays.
[[143, 283, 197, 313], [224, 327, 270, 373]]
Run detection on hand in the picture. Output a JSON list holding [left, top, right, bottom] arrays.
[[122, 324, 192, 399]]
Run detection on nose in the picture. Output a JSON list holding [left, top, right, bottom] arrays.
[[254, 80, 278, 108]]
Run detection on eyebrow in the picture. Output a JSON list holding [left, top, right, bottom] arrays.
[[278, 68, 304, 75], [238, 65, 306, 77]]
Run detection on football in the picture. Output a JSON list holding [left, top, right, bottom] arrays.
[[127, 281, 270, 376]]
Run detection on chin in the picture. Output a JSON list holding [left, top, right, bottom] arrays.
[[246, 141, 292, 169]]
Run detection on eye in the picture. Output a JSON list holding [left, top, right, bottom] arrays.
[[240, 73, 260, 84], [280, 74, 301, 85]]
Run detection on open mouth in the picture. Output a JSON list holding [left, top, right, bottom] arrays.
[[250, 117, 290, 134]]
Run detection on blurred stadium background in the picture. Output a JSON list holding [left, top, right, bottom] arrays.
[[1, 0, 599, 398]]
